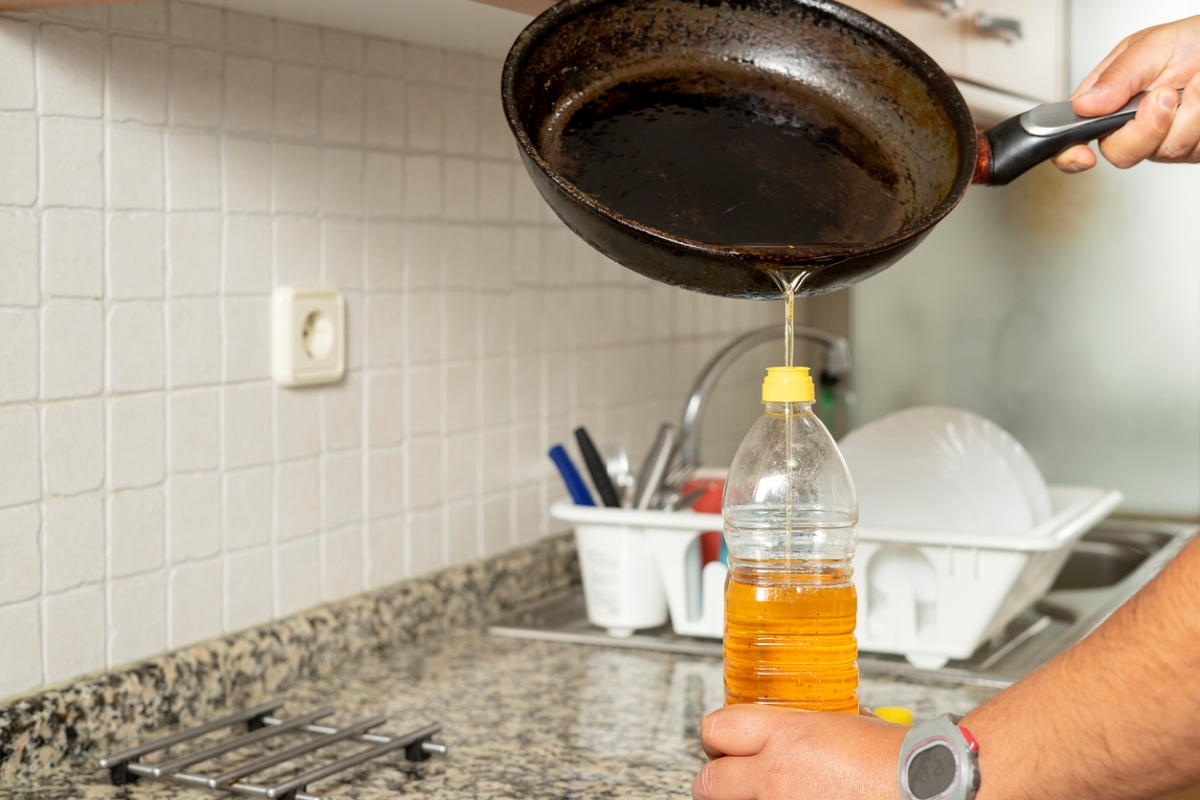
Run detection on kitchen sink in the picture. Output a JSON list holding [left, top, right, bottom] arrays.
[[490, 518, 1195, 689], [1050, 529, 1175, 591]]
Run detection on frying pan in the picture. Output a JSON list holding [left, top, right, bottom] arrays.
[[501, 0, 1148, 299]]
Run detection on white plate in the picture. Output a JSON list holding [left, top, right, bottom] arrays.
[[840, 407, 1050, 535]]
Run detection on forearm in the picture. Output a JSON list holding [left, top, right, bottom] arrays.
[[962, 535, 1200, 800]]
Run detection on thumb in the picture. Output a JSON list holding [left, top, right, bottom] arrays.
[[1072, 51, 1161, 117]]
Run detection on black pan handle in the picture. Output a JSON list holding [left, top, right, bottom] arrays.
[[978, 92, 1154, 185]]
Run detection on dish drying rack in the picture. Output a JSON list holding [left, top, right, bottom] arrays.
[[98, 699, 446, 800]]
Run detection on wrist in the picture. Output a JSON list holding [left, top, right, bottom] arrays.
[[876, 723, 911, 800]]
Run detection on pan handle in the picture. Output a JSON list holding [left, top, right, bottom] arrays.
[[974, 91, 1163, 185]]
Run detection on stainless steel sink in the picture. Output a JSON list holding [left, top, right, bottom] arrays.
[[490, 518, 1195, 689], [1050, 528, 1175, 591]]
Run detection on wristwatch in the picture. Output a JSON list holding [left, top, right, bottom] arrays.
[[898, 713, 981, 800]]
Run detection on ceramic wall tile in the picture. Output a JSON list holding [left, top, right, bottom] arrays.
[[0, 310, 37, 404], [43, 211, 102, 298], [43, 493, 104, 592], [43, 584, 105, 684], [0, 506, 40, 604], [38, 25, 102, 117], [170, 1, 223, 45], [0, 116, 37, 206], [108, 486, 165, 578], [0, 18, 34, 111]]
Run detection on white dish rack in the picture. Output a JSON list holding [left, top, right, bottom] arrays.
[[550, 484, 1122, 667]]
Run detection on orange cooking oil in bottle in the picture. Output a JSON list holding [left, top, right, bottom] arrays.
[[722, 367, 859, 712]]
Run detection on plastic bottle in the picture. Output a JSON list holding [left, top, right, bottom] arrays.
[[723, 366, 859, 712]]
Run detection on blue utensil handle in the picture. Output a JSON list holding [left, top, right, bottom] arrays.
[[548, 445, 596, 506]]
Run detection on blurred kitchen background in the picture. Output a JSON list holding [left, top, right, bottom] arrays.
[[0, 0, 1195, 702]]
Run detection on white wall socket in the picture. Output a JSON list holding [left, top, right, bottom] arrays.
[[272, 286, 346, 387]]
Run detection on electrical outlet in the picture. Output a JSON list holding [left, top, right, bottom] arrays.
[[272, 286, 346, 387]]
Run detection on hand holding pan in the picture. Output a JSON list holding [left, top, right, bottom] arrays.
[[502, 0, 1158, 300]]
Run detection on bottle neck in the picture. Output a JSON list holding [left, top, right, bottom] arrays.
[[763, 401, 813, 415]]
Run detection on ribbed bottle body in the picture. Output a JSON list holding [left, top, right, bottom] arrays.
[[723, 402, 859, 712]]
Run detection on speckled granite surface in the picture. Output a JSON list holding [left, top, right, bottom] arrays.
[[0, 535, 579, 784], [0, 629, 999, 800]]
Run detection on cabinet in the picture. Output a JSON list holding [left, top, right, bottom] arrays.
[[844, 0, 1067, 122]]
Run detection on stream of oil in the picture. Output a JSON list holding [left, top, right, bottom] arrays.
[[764, 266, 811, 561]]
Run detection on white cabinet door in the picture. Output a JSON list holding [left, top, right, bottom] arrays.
[[842, 0, 964, 73], [963, 0, 1066, 102]]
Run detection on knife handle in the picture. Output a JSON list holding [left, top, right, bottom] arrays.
[[575, 427, 622, 508]]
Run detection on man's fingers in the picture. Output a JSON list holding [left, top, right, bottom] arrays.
[[1051, 144, 1098, 173], [1156, 73, 1200, 161], [701, 705, 805, 759], [1073, 39, 1166, 117], [1097, 85, 1179, 168], [1070, 38, 1131, 101], [692, 756, 760, 800]]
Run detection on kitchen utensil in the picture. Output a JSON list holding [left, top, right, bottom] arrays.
[[670, 488, 706, 512], [634, 423, 678, 510], [604, 440, 635, 507], [680, 476, 726, 566], [502, 0, 1155, 298], [549, 444, 596, 506], [574, 427, 622, 508], [98, 700, 445, 800], [839, 407, 1052, 535]]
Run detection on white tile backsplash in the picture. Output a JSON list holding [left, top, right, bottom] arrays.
[[168, 558, 221, 647], [0, 601, 42, 699], [44, 583, 106, 684], [0, 116, 38, 206], [170, 46, 223, 127], [43, 492, 104, 592], [0, 505, 41, 605], [39, 24, 103, 118], [169, 389, 220, 472], [41, 118, 104, 208], [42, 299, 103, 398], [222, 466, 272, 550], [109, 125, 165, 210], [224, 54, 273, 133], [169, 472, 221, 561], [108, 301, 165, 392], [168, 132, 221, 211], [0, 0, 777, 702], [109, 394, 165, 489], [169, 214, 221, 296], [0, 310, 38, 404], [108, 571, 167, 666], [44, 210, 103, 297], [0, 18, 35, 111], [108, 487, 165, 577]]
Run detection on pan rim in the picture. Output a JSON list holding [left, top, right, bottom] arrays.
[[501, 0, 978, 268]]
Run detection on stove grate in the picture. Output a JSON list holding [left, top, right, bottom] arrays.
[[98, 699, 446, 800]]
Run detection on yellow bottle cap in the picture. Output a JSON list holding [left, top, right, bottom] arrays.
[[873, 707, 915, 725], [762, 366, 815, 403]]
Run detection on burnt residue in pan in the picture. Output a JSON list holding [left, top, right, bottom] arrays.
[[542, 58, 908, 248]]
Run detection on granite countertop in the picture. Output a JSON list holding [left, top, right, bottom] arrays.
[[0, 627, 999, 800]]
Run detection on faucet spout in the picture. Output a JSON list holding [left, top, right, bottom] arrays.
[[678, 325, 851, 471]]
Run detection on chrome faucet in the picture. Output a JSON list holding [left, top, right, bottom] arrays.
[[677, 325, 852, 470]]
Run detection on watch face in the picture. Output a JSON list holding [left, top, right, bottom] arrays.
[[907, 742, 959, 800]]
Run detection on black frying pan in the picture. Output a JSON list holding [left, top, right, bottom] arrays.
[[501, 0, 1146, 298]]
